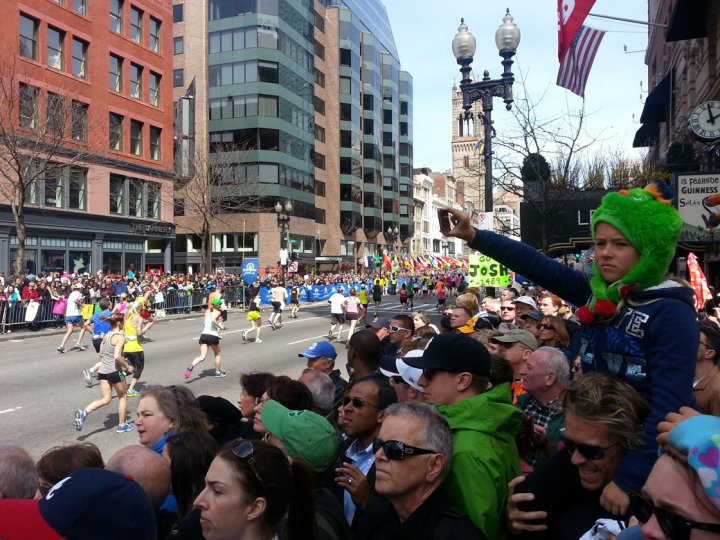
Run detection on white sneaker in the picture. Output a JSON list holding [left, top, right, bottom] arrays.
[[255, 339, 263, 343]]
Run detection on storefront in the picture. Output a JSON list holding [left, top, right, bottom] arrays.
[[0, 205, 175, 277]]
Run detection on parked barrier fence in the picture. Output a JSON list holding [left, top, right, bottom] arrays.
[[0, 285, 246, 334]]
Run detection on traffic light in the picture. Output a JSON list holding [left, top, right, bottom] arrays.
[[291, 252, 298, 262]]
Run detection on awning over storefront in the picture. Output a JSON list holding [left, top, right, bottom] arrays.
[[640, 71, 672, 124], [666, 0, 710, 42], [633, 121, 660, 148]]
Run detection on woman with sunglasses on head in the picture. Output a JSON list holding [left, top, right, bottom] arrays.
[[443, 182, 697, 517], [194, 439, 316, 540]]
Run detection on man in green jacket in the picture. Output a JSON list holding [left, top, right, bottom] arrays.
[[404, 333, 522, 540]]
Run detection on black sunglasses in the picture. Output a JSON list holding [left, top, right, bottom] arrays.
[[629, 490, 720, 540], [562, 435, 619, 460], [372, 437, 436, 461], [232, 440, 264, 486], [538, 323, 554, 330], [342, 396, 381, 409]]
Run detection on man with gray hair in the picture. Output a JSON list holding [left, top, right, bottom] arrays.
[[516, 347, 570, 468], [298, 368, 336, 418], [355, 403, 484, 539], [0, 445, 37, 499]]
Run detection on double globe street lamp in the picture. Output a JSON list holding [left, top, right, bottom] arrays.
[[452, 9, 521, 213], [275, 200, 293, 285]]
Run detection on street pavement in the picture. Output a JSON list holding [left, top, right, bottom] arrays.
[[0, 295, 441, 461]]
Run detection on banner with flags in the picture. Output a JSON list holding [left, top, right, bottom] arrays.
[[556, 25, 605, 97], [687, 252, 713, 310], [558, 0, 596, 62]]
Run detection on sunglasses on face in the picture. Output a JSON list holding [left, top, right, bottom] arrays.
[[389, 325, 411, 333], [232, 440, 264, 486], [500, 306, 515, 311], [562, 436, 619, 460], [342, 396, 381, 409], [538, 323, 554, 330], [372, 437, 436, 461], [628, 490, 720, 540]]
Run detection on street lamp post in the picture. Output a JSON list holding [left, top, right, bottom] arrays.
[[452, 10, 521, 214], [274, 200, 293, 286], [386, 225, 399, 247]]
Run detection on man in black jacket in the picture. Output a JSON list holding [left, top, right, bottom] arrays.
[[355, 402, 484, 539]]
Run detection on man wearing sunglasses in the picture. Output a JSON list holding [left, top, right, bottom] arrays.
[[387, 315, 415, 357], [403, 333, 522, 540], [334, 377, 398, 529], [507, 374, 649, 539], [354, 403, 485, 539]]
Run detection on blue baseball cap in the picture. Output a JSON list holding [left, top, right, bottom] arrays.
[[298, 341, 337, 360]]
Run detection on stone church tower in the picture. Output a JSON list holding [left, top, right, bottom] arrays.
[[451, 82, 486, 211]]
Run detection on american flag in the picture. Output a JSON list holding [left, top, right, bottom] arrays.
[[556, 25, 605, 98]]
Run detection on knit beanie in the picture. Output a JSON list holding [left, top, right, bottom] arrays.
[[668, 414, 720, 512], [577, 181, 682, 325]]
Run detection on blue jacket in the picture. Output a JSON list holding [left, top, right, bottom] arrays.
[[469, 230, 697, 492]]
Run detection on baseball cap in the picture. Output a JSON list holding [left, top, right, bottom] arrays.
[[514, 295, 537, 309], [298, 341, 337, 360], [260, 400, 338, 473], [72, 283, 83, 289], [403, 333, 491, 376], [520, 310, 544, 322], [366, 316, 391, 330], [0, 468, 155, 540], [379, 352, 424, 392], [490, 329, 538, 350]]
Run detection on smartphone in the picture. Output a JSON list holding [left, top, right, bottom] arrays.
[[437, 208, 453, 234]]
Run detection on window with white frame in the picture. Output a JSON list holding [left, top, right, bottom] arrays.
[[130, 63, 142, 99], [46, 92, 65, 137], [110, 0, 123, 33], [130, 7, 143, 43], [72, 38, 87, 78], [47, 27, 65, 70], [25, 162, 86, 210], [149, 72, 160, 106], [109, 174, 161, 218], [149, 126, 161, 160], [109, 112, 123, 150], [109, 54, 122, 92], [130, 120, 143, 155], [19, 14, 38, 60], [71, 101, 88, 141], [73, 0, 87, 16], [19, 83, 39, 129], [149, 17, 160, 52]]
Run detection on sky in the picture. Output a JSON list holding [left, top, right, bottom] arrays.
[[381, 0, 650, 174]]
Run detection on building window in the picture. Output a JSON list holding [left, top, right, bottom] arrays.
[[146, 182, 160, 218], [68, 166, 86, 210], [314, 95, 325, 115], [109, 54, 122, 92], [340, 76, 351, 94], [30, 164, 87, 211], [19, 83, 38, 129], [109, 112, 123, 150], [174, 198, 185, 216], [257, 26, 278, 49], [313, 10, 324, 32], [258, 95, 278, 117], [19, 14, 38, 60], [47, 27, 65, 70], [110, 0, 123, 33], [257, 61, 278, 83], [314, 40, 324, 60], [149, 17, 160, 52], [149, 126, 161, 160], [130, 120, 143, 155], [72, 0, 87, 15], [173, 4, 183, 22], [71, 101, 88, 141], [313, 152, 325, 170], [46, 92, 65, 137], [43, 163, 64, 208], [149, 72, 160, 106], [315, 124, 325, 142], [314, 68, 325, 88], [130, 63, 142, 99], [71, 38, 88, 78], [128, 178, 143, 216], [173, 36, 183, 54], [110, 174, 125, 214], [130, 7, 143, 44], [173, 68, 184, 87]]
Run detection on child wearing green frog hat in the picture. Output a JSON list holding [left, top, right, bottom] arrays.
[[440, 180, 697, 518]]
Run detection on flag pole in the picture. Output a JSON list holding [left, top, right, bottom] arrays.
[[586, 13, 667, 28]]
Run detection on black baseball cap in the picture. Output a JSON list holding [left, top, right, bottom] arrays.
[[402, 333, 491, 376]]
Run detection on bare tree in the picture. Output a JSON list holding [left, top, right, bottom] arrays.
[[0, 55, 103, 276], [173, 140, 265, 274]]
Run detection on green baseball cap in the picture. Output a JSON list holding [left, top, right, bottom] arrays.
[[261, 400, 338, 473]]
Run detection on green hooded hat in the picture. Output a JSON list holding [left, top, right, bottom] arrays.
[[587, 181, 682, 317]]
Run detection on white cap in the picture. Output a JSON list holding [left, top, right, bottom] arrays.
[[514, 295, 537, 309], [380, 350, 425, 393]]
